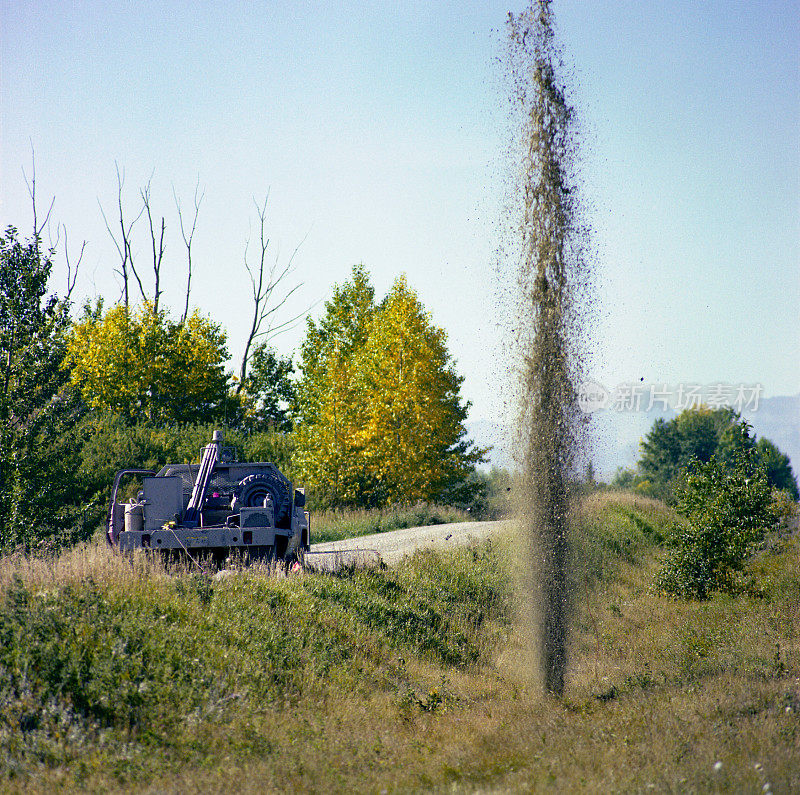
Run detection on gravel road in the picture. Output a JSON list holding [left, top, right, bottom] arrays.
[[305, 519, 514, 571]]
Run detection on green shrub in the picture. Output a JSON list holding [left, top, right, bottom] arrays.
[[0, 575, 215, 739], [657, 447, 778, 599]]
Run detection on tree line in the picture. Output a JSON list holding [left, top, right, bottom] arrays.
[[614, 405, 798, 502], [1, 215, 486, 553]]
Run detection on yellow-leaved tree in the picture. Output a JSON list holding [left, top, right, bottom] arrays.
[[294, 265, 375, 505], [65, 301, 230, 424], [295, 266, 485, 508]]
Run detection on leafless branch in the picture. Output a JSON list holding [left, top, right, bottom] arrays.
[[237, 193, 306, 394], [61, 225, 85, 302], [141, 178, 166, 313], [174, 177, 204, 323], [48, 222, 62, 253], [22, 144, 55, 249], [98, 162, 145, 309]]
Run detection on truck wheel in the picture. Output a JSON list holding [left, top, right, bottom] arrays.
[[237, 473, 291, 527]]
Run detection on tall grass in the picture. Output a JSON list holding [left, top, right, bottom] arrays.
[[0, 537, 510, 790], [1, 492, 798, 792], [571, 489, 677, 582]]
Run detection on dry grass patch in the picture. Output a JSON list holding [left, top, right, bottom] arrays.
[[1, 493, 797, 793]]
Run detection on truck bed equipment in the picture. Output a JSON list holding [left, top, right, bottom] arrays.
[[106, 430, 310, 564]]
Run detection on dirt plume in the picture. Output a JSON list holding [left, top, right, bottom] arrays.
[[506, 0, 591, 696]]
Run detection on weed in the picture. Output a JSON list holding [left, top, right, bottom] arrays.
[[571, 491, 675, 586]]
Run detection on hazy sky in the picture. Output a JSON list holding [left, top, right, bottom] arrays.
[[2, 0, 798, 425]]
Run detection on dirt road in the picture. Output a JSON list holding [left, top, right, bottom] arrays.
[[305, 519, 513, 571]]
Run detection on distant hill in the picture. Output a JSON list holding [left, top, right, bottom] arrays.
[[469, 393, 800, 484]]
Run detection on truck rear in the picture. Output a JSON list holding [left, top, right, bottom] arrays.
[[106, 431, 310, 565]]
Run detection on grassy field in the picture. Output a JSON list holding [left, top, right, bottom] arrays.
[[0, 492, 797, 793]]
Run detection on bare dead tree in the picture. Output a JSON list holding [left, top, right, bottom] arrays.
[[174, 178, 204, 323], [61, 225, 85, 302], [237, 194, 306, 394], [23, 148, 83, 302], [22, 145, 55, 252], [48, 223, 85, 303], [98, 162, 145, 309], [140, 179, 166, 313]]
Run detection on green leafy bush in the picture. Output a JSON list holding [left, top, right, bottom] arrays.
[[657, 437, 778, 599], [0, 228, 86, 553]]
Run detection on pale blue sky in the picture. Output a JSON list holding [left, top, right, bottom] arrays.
[[2, 0, 798, 425]]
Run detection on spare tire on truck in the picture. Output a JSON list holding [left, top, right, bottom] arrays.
[[236, 472, 292, 528]]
